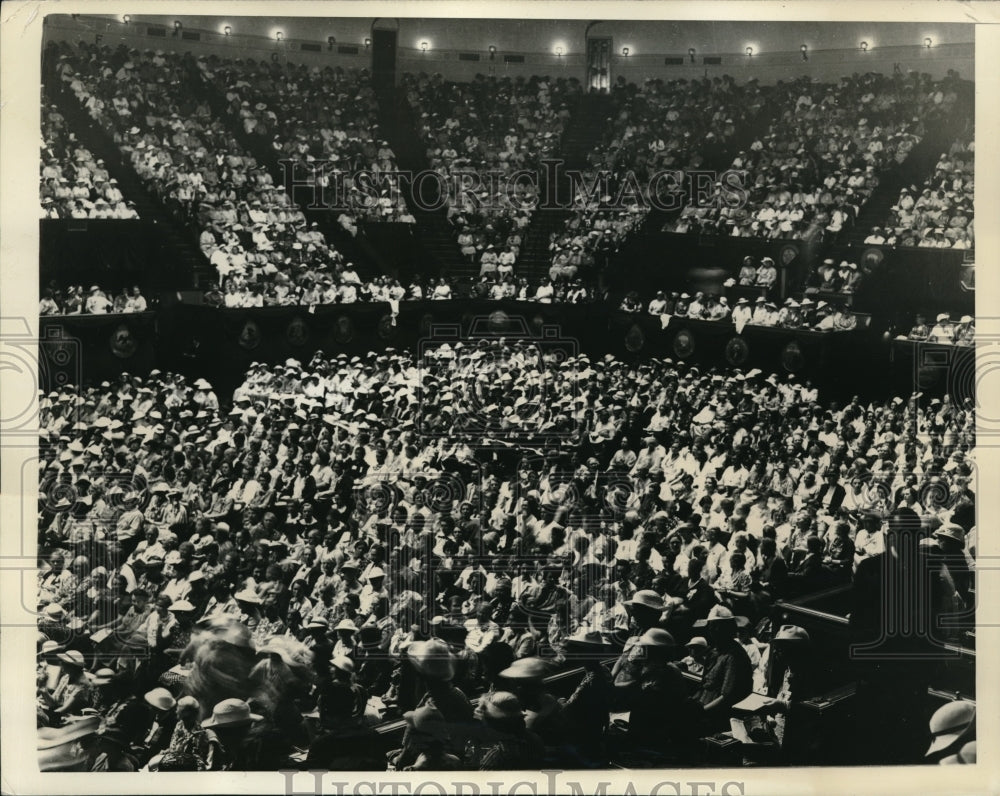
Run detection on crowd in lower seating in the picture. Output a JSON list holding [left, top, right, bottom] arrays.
[[50, 42, 359, 300], [618, 290, 859, 332], [203, 273, 600, 307], [668, 71, 965, 240], [404, 72, 581, 275], [36, 344, 975, 770], [874, 129, 975, 249], [40, 285, 149, 316], [202, 57, 413, 225], [41, 101, 138, 220]]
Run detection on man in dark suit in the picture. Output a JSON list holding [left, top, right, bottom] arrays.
[[815, 471, 846, 514]]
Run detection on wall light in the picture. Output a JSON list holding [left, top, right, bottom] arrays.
[[223, 25, 232, 36], [364, 37, 371, 49], [420, 40, 429, 52], [800, 43, 808, 61], [555, 45, 564, 57], [122, 14, 130, 24], [489, 45, 497, 60], [924, 37, 933, 48], [859, 40, 868, 52], [745, 46, 753, 57], [688, 47, 696, 63], [276, 31, 284, 41], [621, 46, 630, 57], [174, 20, 182, 30]]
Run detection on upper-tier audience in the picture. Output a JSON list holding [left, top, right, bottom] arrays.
[[667, 71, 965, 240], [874, 129, 974, 249], [52, 42, 358, 298], [404, 72, 581, 275], [40, 100, 138, 220], [202, 57, 413, 225]]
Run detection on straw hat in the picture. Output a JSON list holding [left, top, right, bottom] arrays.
[[403, 706, 451, 739], [933, 523, 966, 548], [693, 604, 750, 630], [624, 590, 665, 612], [56, 650, 86, 669], [499, 657, 551, 681], [89, 668, 117, 686], [772, 624, 810, 644], [926, 700, 975, 756], [638, 628, 677, 648], [330, 655, 355, 674], [563, 627, 608, 649], [407, 639, 455, 681], [145, 687, 177, 712], [479, 691, 524, 722], [201, 698, 262, 728], [234, 589, 262, 605]]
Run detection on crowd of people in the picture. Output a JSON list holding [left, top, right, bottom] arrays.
[[405, 72, 580, 274], [668, 71, 966, 240], [617, 290, 860, 332], [201, 272, 608, 308], [36, 342, 976, 770], [906, 312, 975, 346], [873, 130, 975, 250], [40, 285, 149, 316], [550, 75, 765, 283], [204, 57, 414, 225], [804, 257, 866, 295], [50, 42, 365, 300], [40, 100, 139, 220]]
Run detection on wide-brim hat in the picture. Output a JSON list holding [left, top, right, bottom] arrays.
[[145, 687, 177, 711], [38, 715, 101, 751], [56, 650, 86, 668], [772, 624, 810, 644], [926, 700, 975, 756], [693, 604, 750, 630], [563, 628, 608, 649], [638, 628, 677, 648], [201, 698, 262, 728], [624, 589, 665, 612], [234, 589, 262, 605], [38, 715, 102, 772], [478, 690, 524, 722], [933, 523, 966, 548], [499, 656, 551, 680], [403, 706, 451, 739], [330, 654, 355, 673], [89, 668, 117, 686], [408, 639, 455, 681]]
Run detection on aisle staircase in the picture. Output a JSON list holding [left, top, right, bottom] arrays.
[[49, 85, 214, 288], [838, 101, 974, 247], [514, 93, 615, 285], [374, 85, 466, 282], [183, 63, 382, 280]]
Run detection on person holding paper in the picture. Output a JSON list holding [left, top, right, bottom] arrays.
[[760, 624, 818, 763]]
